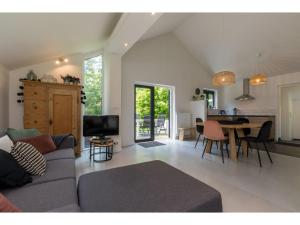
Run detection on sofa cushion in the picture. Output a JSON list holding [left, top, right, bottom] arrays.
[[18, 135, 57, 155], [0, 150, 32, 189], [51, 135, 75, 150], [30, 159, 75, 186], [2, 178, 78, 212], [7, 128, 40, 142], [44, 148, 75, 161], [0, 193, 21, 212], [11, 142, 47, 176], [0, 135, 13, 153]]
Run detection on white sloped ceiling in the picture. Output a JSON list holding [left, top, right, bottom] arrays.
[[142, 13, 300, 79]]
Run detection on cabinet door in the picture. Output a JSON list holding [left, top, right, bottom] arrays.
[[23, 84, 49, 134], [49, 88, 78, 137]]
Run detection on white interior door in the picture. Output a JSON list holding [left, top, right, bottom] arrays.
[[292, 99, 300, 140]]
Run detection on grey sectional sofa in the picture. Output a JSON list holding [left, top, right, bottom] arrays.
[[1, 132, 79, 212], [1, 130, 223, 212]]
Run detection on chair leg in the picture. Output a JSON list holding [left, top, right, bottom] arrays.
[[263, 142, 273, 164], [202, 137, 205, 146], [195, 134, 201, 148], [237, 139, 241, 158], [220, 144, 224, 163], [255, 142, 262, 167], [248, 142, 252, 158], [226, 143, 229, 158], [202, 139, 208, 159], [215, 141, 219, 149]]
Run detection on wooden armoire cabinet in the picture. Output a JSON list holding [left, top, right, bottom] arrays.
[[23, 81, 82, 156]]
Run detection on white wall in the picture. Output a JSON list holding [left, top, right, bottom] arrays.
[[121, 33, 214, 146], [9, 54, 84, 129], [280, 85, 300, 140], [0, 64, 9, 129], [220, 72, 300, 139], [103, 51, 122, 151]]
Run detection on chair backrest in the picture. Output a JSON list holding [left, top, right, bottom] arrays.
[[157, 115, 165, 125], [237, 117, 251, 136], [257, 121, 272, 141], [143, 115, 151, 126], [203, 120, 225, 141], [196, 118, 203, 133]]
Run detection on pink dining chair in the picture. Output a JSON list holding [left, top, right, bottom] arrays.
[[202, 120, 229, 163]]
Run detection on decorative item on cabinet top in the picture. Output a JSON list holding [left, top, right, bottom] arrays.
[[40, 74, 58, 83], [61, 74, 80, 84], [26, 70, 38, 81]]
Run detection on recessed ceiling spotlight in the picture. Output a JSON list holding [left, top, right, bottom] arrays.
[[124, 43, 129, 47], [55, 60, 60, 65], [64, 58, 69, 63]]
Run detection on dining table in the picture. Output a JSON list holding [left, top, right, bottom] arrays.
[[196, 122, 262, 160]]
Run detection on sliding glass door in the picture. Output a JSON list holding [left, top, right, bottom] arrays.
[[134, 85, 155, 142]]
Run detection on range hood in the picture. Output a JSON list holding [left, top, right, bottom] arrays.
[[235, 79, 255, 101]]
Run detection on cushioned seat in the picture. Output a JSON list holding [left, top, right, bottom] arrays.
[[44, 148, 75, 161], [30, 159, 76, 186], [2, 178, 78, 212], [78, 160, 222, 212]]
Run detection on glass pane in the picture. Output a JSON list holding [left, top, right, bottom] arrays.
[[135, 87, 152, 140], [154, 87, 169, 139], [83, 55, 103, 115]]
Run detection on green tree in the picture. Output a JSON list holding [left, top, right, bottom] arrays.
[[84, 56, 103, 115], [135, 86, 169, 119]]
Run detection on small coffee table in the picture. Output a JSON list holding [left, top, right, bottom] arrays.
[[89, 138, 114, 162]]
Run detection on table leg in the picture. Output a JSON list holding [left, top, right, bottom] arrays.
[[236, 129, 247, 157], [89, 142, 92, 160], [205, 140, 212, 153], [93, 144, 95, 161], [228, 129, 237, 160]]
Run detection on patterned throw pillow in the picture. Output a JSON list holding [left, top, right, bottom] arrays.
[[11, 142, 46, 176]]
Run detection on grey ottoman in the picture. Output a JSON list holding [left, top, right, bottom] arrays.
[[78, 160, 222, 212]]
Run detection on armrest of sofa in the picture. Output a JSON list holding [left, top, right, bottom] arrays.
[[52, 135, 75, 150]]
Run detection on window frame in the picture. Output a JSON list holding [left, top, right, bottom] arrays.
[[203, 89, 217, 109]]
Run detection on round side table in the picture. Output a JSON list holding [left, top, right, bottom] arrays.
[[89, 138, 114, 162]]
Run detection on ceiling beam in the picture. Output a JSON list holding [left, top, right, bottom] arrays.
[[105, 13, 162, 55]]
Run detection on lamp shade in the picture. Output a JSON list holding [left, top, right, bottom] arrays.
[[212, 71, 236, 86], [249, 73, 267, 86]]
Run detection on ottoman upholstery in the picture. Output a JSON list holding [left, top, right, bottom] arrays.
[[78, 160, 222, 212]]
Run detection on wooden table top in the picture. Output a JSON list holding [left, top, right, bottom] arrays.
[[196, 122, 262, 129], [89, 138, 114, 146]]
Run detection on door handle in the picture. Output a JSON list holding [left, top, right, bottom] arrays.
[[49, 119, 53, 125]]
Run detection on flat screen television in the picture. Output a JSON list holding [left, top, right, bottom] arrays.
[[83, 115, 119, 138]]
